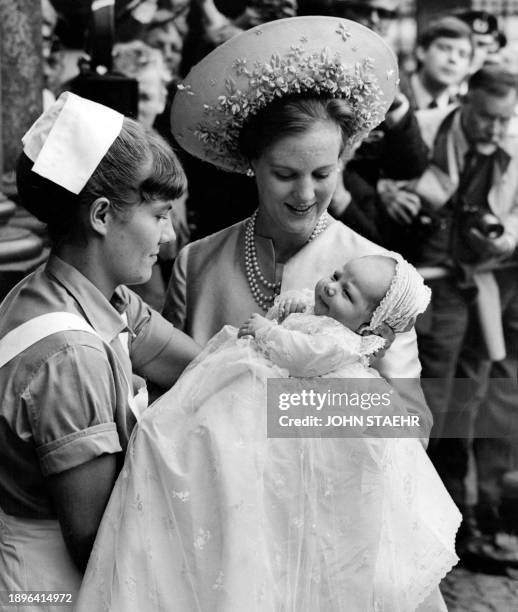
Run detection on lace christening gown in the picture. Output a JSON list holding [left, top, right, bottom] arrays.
[[77, 309, 460, 612]]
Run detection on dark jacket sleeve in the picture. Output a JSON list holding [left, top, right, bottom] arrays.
[[381, 109, 430, 180]]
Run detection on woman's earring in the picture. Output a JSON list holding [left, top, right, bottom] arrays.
[[246, 167, 255, 177]]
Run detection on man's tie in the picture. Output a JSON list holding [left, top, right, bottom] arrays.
[[459, 148, 492, 196]]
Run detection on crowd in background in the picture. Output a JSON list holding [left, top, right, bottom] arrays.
[[35, 0, 518, 577]]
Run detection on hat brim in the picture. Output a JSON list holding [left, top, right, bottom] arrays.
[[171, 16, 398, 173]]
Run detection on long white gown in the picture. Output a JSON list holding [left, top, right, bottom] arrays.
[[76, 311, 461, 612]]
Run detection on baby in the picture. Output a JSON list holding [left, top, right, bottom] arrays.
[[78, 253, 461, 612], [235, 253, 431, 379]]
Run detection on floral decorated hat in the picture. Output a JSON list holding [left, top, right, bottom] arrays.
[[171, 16, 398, 173]]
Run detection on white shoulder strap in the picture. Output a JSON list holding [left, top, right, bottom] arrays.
[[0, 312, 142, 421], [119, 312, 130, 356], [0, 312, 98, 369]]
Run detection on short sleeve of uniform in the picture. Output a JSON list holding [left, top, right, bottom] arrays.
[[25, 339, 124, 477], [121, 286, 177, 372]]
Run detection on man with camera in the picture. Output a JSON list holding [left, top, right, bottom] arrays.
[[395, 64, 518, 571]]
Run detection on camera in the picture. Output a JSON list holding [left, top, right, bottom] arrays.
[[455, 204, 505, 264], [460, 206, 504, 240], [412, 209, 443, 237]]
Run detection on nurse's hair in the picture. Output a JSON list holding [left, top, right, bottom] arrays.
[[17, 118, 186, 248]]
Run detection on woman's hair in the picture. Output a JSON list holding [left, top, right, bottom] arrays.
[[238, 95, 356, 161], [17, 117, 186, 248]]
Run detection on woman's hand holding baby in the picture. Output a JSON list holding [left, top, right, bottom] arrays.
[[238, 313, 274, 338], [361, 322, 395, 363], [362, 317, 416, 362]]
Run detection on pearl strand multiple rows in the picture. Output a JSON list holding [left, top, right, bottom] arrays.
[[244, 211, 281, 311], [244, 210, 331, 312]]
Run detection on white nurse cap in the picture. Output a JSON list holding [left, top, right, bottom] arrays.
[[22, 91, 124, 194]]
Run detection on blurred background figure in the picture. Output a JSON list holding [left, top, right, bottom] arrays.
[[42, 0, 66, 107], [233, 0, 297, 29], [300, 0, 398, 43], [453, 9, 507, 71], [142, 9, 185, 79], [375, 16, 474, 261], [501, 39, 518, 73], [399, 16, 473, 110], [113, 40, 170, 128]]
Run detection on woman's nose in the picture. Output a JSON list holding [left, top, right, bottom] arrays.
[[293, 177, 315, 203], [160, 215, 177, 244]]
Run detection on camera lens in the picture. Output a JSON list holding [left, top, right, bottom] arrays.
[[477, 213, 504, 239]]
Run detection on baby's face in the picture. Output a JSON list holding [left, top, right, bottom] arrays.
[[314, 258, 392, 331]]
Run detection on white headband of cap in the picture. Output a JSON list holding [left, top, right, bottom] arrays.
[[22, 91, 124, 195], [366, 251, 431, 333]]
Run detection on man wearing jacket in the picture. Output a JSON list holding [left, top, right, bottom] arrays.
[[403, 65, 518, 569]]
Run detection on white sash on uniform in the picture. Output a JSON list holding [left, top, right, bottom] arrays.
[[0, 311, 147, 421], [0, 311, 147, 608]]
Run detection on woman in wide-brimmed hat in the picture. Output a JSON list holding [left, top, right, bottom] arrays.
[[0, 92, 200, 604], [162, 15, 431, 436]]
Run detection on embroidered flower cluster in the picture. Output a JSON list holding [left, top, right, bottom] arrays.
[[179, 37, 388, 173]]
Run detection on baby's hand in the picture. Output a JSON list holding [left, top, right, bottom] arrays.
[[238, 313, 274, 338], [277, 297, 306, 322]]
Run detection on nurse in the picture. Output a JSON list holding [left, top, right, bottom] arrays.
[[0, 92, 200, 606]]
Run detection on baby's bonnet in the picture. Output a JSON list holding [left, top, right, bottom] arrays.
[[365, 253, 431, 334]]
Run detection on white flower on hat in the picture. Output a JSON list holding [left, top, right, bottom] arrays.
[[172, 16, 398, 173]]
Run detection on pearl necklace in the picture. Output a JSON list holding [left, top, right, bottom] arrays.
[[244, 210, 331, 312]]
